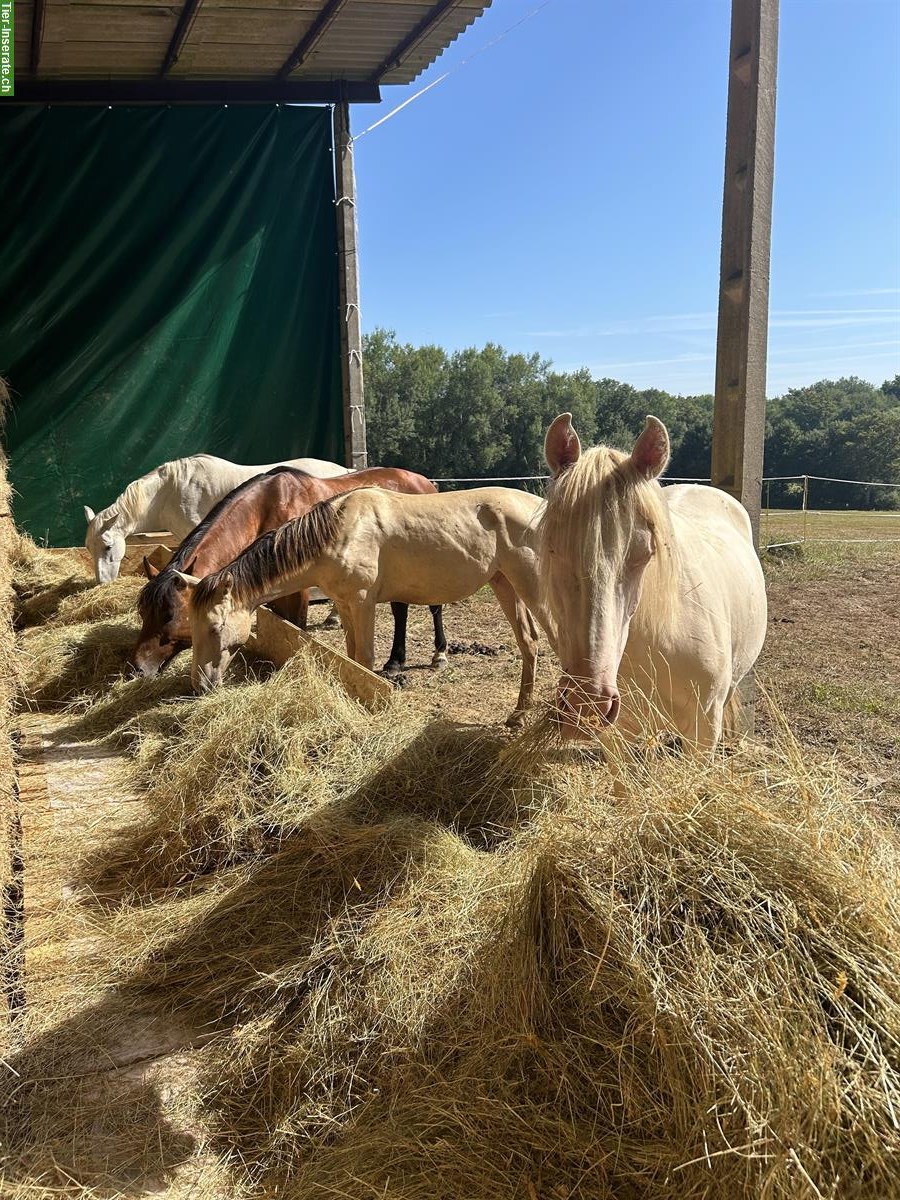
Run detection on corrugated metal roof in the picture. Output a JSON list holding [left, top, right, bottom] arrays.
[[15, 0, 492, 89]]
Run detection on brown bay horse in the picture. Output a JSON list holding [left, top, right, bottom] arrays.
[[133, 466, 445, 677]]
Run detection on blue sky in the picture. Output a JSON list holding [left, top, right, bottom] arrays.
[[352, 0, 900, 397]]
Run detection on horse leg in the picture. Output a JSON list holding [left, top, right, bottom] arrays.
[[430, 605, 448, 669], [335, 602, 357, 661], [382, 602, 409, 675], [322, 603, 341, 630], [350, 600, 377, 672], [488, 573, 539, 729]]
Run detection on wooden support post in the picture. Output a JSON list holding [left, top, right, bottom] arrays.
[[333, 99, 368, 470], [711, 0, 779, 546]]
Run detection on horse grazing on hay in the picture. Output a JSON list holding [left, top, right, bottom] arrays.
[[84, 452, 349, 582], [539, 412, 767, 748], [133, 467, 445, 678], [178, 487, 553, 728]]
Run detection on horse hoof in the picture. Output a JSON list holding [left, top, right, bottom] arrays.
[[505, 710, 526, 730], [381, 660, 404, 677], [431, 653, 448, 671]]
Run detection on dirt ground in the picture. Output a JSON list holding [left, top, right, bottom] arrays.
[[310, 532, 900, 808]]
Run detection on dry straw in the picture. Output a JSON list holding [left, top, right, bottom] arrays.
[[4, 545, 900, 1199]]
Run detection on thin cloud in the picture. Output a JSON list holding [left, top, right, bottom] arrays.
[[523, 308, 900, 339], [814, 287, 900, 298]]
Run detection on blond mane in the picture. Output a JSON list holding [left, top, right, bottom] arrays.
[[539, 445, 681, 637]]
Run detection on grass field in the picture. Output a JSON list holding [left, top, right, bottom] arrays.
[[761, 505, 900, 548]]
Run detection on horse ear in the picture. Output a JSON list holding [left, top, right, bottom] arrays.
[[172, 570, 201, 587], [84, 505, 96, 523], [142, 556, 160, 579], [631, 415, 670, 479], [545, 413, 582, 476]]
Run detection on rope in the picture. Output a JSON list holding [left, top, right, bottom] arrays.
[[352, 0, 558, 143]]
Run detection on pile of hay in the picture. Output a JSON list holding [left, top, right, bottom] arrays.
[[0, 422, 20, 1059], [6, 538, 900, 1198]]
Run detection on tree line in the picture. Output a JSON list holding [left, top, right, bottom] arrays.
[[363, 329, 900, 509]]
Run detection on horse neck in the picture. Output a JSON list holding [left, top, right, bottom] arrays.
[[181, 476, 314, 576], [113, 470, 166, 534], [232, 560, 319, 617]]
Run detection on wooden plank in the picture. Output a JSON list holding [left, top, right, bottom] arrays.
[[42, 4, 177, 41], [188, 7, 315, 43], [49, 543, 171, 576], [125, 530, 174, 545], [12, 76, 382, 100], [334, 100, 368, 470], [251, 607, 392, 710], [711, 0, 779, 544]]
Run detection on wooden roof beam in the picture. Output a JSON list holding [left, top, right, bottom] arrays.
[[8, 79, 381, 104], [160, 0, 204, 77], [30, 0, 46, 74], [277, 0, 351, 81], [369, 0, 459, 83]]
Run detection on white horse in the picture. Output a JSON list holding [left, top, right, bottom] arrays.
[[540, 413, 767, 748], [180, 487, 554, 728], [84, 453, 349, 582]]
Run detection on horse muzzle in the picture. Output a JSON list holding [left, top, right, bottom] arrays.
[[130, 638, 184, 679], [554, 675, 621, 739], [191, 667, 223, 695]]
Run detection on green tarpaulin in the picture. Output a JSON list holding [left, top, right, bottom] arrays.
[[0, 104, 343, 545]]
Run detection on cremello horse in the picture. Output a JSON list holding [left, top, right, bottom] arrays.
[[84, 453, 349, 582], [540, 413, 767, 748], [181, 487, 554, 728]]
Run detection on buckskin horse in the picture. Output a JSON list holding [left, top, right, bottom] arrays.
[[133, 466, 446, 678], [179, 486, 554, 728]]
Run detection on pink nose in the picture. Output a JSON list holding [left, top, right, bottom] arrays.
[[555, 675, 620, 737]]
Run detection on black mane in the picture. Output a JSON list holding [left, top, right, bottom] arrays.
[[138, 466, 311, 623]]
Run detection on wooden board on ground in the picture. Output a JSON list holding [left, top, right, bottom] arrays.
[[251, 606, 393, 710], [52, 543, 172, 576]]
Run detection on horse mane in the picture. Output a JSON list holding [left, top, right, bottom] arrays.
[[138, 466, 312, 624], [192, 494, 343, 614], [539, 445, 681, 637]]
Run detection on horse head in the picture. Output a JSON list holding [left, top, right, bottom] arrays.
[[131, 557, 197, 677], [183, 570, 252, 694], [541, 413, 672, 739], [84, 505, 127, 583]]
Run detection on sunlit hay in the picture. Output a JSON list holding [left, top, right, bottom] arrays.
[[81, 655, 422, 898], [0, 433, 18, 1061], [151, 726, 898, 1200], [18, 614, 138, 707], [10, 532, 92, 626], [53, 574, 144, 625]]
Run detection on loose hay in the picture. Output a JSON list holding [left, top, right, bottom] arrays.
[[19, 614, 139, 706], [6, 548, 900, 1198]]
